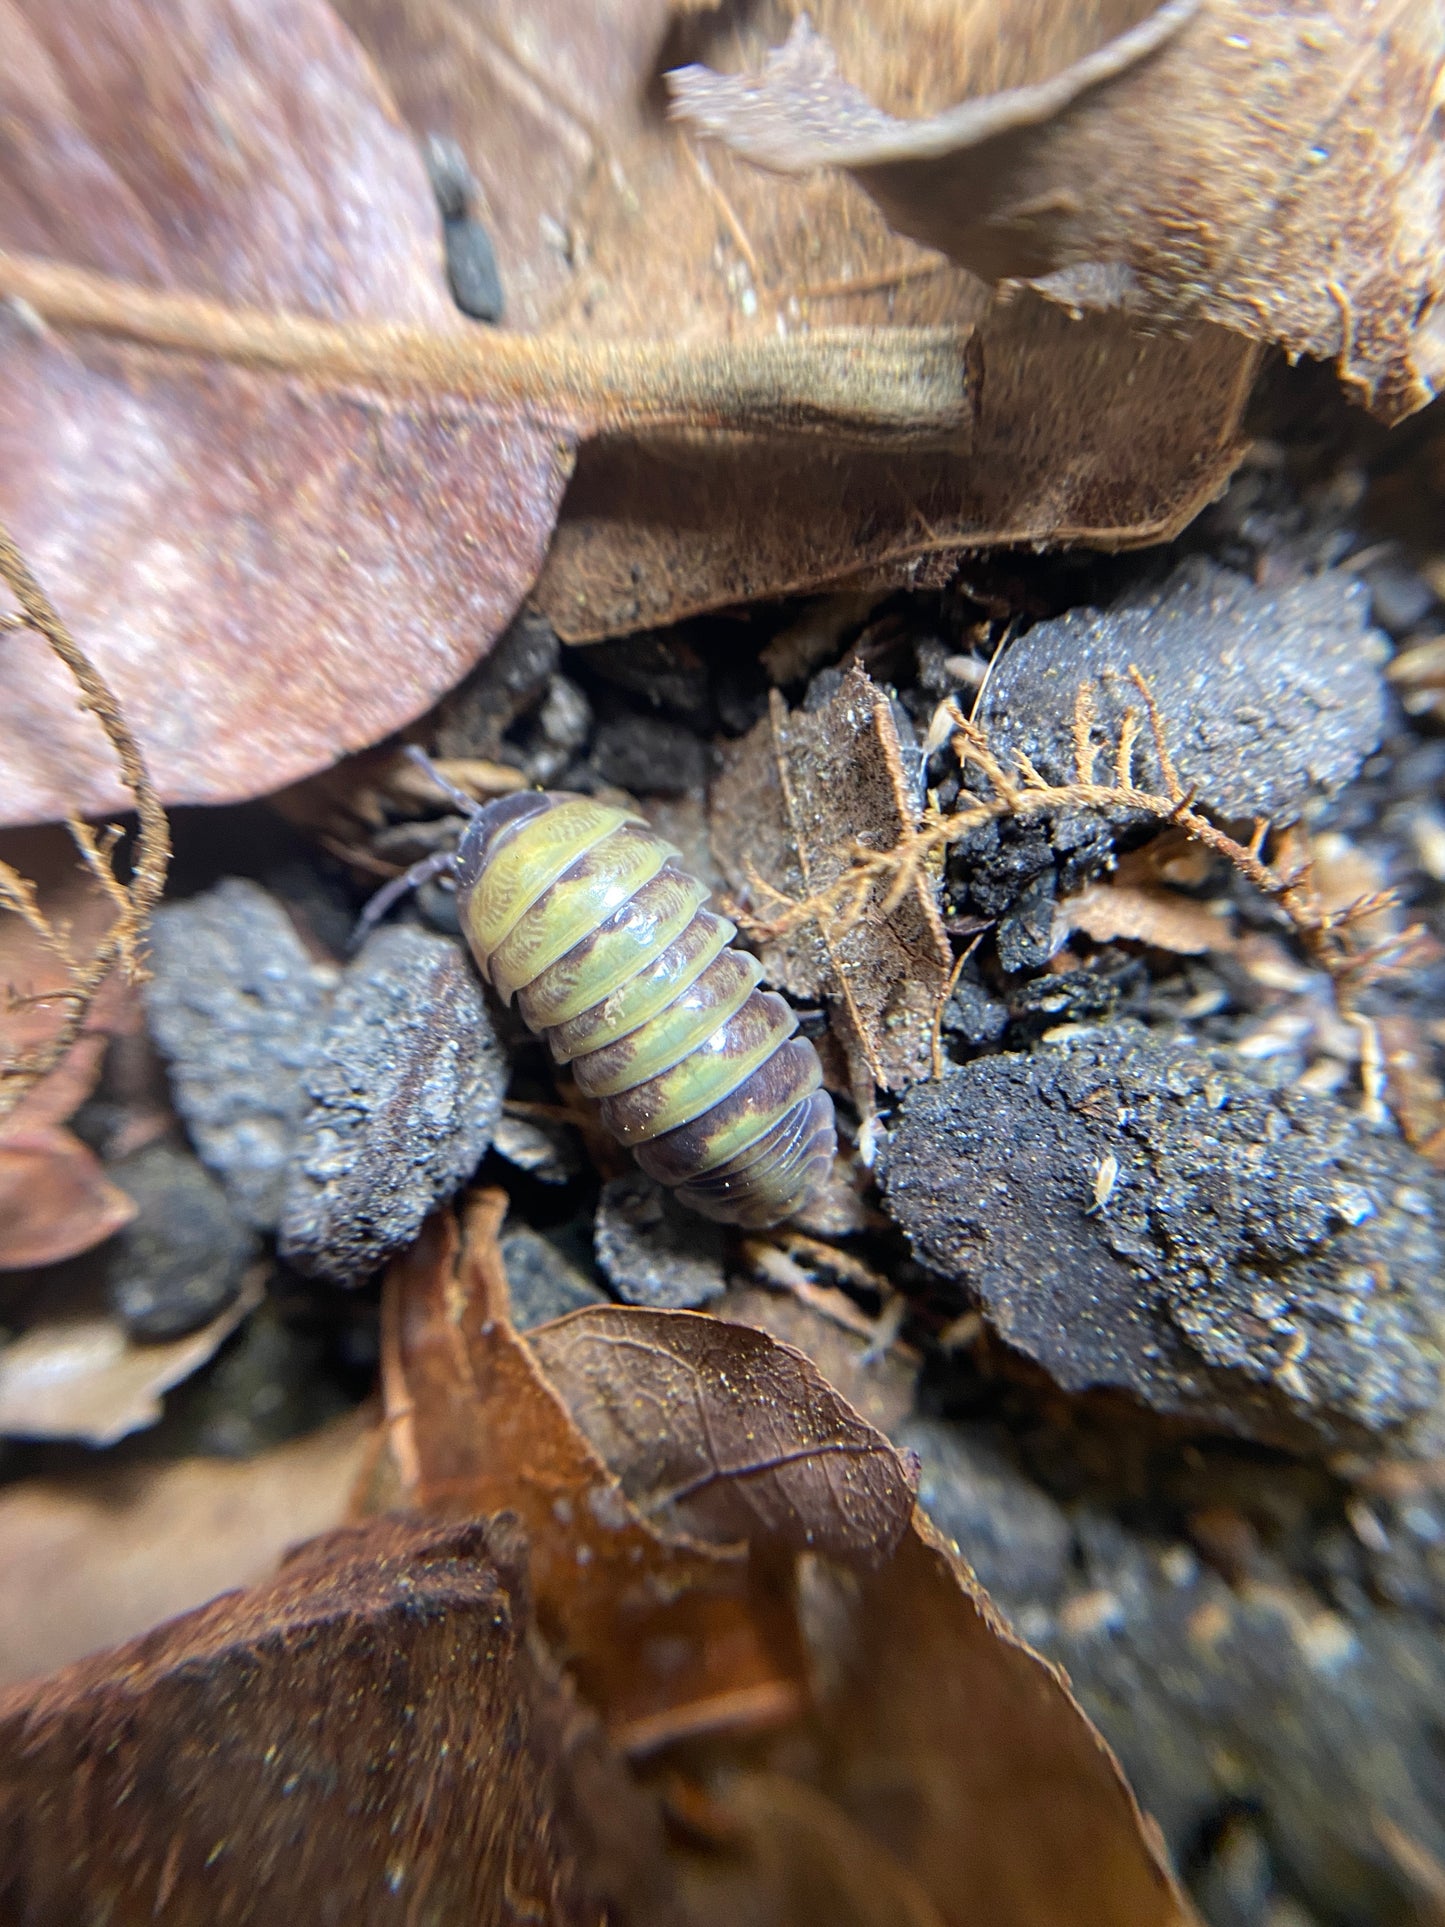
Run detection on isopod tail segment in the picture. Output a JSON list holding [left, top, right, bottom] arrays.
[[356, 749, 837, 1228]]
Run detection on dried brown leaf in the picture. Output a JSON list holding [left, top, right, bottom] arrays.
[[379, 1193, 811, 1751], [710, 664, 951, 1089], [0, 1269, 262, 1446], [529, 1307, 918, 1566], [672, 0, 1445, 423], [0, 0, 574, 824], [0, 1123, 134, 1269], [1055, 878, 1235, 956], [679, 1770, 949, 1927], [0, 1411, 371, 1691], [0, 1512, 682, 1926], [336, 0, 1257, 641], [802, 1514, 1194, 1927]]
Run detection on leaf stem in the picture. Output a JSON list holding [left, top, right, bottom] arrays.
[[0, 250, 975, 448]]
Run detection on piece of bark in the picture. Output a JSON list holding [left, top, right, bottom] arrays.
[[336, 0, 1257, 642], [0, 1513, 682, 1927], [711, 664, 951, 1089], [672, 0, 1445, 423], [0, 0, 573, 824]]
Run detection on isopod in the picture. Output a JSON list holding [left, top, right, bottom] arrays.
[[361, 755, 836, 1228]]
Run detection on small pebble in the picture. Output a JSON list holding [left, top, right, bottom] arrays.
[[105, 1143, 258, 1343], [594, 1173, 727, 1309]]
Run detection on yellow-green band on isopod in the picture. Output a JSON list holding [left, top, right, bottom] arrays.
[[536, 907, 731, 1057], [571, 950, 763, 1097], [489, 826, 675, 1000], [519, 870, 711, 1035], [464, 798, 639, 962]]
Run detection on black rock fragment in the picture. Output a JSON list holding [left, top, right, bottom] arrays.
[[144, 880, 333, 1230], [594, 1173, 727, 1309], [881, 1024, 1445, 1452], [591, 713, 707, 796], [422, 134, 504, 322], [500, 1228, 608, 1331], [104, 1143, 259, 1342], [977, 558, 1389, 825], [279, 926, 505, 1287], [435, 611, 561, 760]]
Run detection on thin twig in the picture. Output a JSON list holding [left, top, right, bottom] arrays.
[[737, 666, 1428, 1032], [0, 521, 170, 1117]]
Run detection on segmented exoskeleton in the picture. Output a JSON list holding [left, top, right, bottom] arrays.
[[362, 760, 836, 1228]]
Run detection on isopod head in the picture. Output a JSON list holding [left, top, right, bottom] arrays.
[[454, 791, 836, 1228]]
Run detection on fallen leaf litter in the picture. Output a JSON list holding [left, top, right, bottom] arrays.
[[3, 0, 1445, 1921]]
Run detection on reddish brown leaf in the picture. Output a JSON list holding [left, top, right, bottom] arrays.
[[0, 1513, 682, 1926], [0, 1122, 133, 1268], [379, 1193, 810, 1752], [335, 0, 1256, 642], [0, 0, 573, 824], [672, 0, 1445, 423], [802, 1515, 1194, 1927], [529, 1307, 917, 1567], [710, 664, 951, 1090], [0, 1412, 371, 1692]]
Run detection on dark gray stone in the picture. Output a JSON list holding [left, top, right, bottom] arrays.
[[881, 1024, 1445, 1452], [104, 1143, 258, 1342], [977, 558, 1389, 825], [500, 1228, 608, 1331], [594, 1173, 727, 1309], [144, 880, 332, 1230], [279, 926, 506, 1286]]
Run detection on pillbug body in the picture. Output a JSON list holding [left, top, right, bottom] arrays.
[[449, 789, 836, 1228]]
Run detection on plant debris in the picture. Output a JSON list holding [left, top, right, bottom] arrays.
[[0, 1268, 262, 1447], [0, 1412, 370, 1691], [672, 0, 1445, 421], [882, 1024, 1445, 1452], [336, 0, 1256, 644], [712, 664, 951, 1091], [279, 924, 506, 1286]]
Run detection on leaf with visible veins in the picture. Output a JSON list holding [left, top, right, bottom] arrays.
[[0, 0, 574, 825]]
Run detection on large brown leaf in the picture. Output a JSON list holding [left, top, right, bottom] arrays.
[[335, 0, 1258, 641], [378, 1191, 812, 1753], [0, 0, 573, 824], [0, 1513, 682, 1926], [673, 0, 1445, 424]]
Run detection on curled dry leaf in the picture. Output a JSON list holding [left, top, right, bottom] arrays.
[[336, 0, 1256, 641], [0, 1411, 371, 1692], [0, 827, 142, 1262], [0, 0, 574, 825], [0, 1269, 263, 1448], [800, 1515, 1192, 1927], [710, 664, 951, 1090], [528, 1308, 918, 1567], [1054, 878, 1235, 956], [672, 0, 1445, 422], [0, 1513, 682, 1927], [378, 1191, 811, 1752]]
